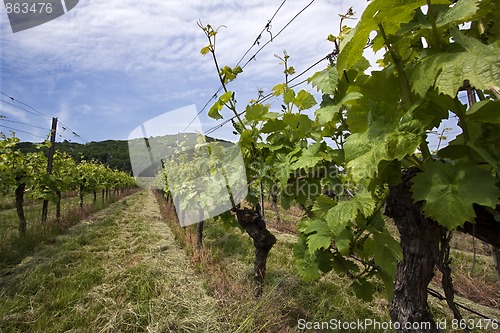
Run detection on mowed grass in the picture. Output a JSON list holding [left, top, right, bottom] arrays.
[[0, 191, 221, 333], [0, 192, 95, 236], [264, 202, 500, 313], [158, 196, 392, 333], [159, 195, 500, 333], [0, 191, 132, 266], [1, 190, 498, 332]]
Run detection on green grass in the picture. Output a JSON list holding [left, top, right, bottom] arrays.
[[0, 193, 89, 237], [160, 199, 392, 333], [0, 191, 131, 266], [329, 210, 499, 316], [1, 190, 498, 332], [160, 195, 500, 333], [0, 191, 221, 333]]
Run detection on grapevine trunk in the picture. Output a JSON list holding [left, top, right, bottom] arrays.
[[79, 185, 84, 209], [385, 168, 445, 333], [15, 181, 27, 235], [234, 206, 276, 297], [41, 200, 48, 224]]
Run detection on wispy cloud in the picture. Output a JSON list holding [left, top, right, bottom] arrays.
[[1, 0, 368, 142]]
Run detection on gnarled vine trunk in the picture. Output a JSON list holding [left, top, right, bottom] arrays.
[[41, 200, 49, 225], [385, 169, 445, 333], [15, 181, 27, 235], [79, 184, 84, 209], [234, 204, 276, 297]]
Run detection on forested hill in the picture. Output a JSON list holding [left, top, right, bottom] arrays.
[[16, 140, 133, 173], [16, 135, 233, 174]]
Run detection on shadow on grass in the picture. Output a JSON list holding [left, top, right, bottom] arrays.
[[0, 189, 138, 270], [153, 190, 391, 333]]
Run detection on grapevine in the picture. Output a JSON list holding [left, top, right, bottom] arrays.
[[0, 132, 135, 234], [197, 0, 500, 330]]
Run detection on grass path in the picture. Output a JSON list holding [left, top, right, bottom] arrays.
[[0, 193, 101, 238], [0, 190, 221, 333], [2, 190, 498, 333]]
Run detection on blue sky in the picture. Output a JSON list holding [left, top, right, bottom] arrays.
[[0, 0, 367, 144], [0, 0, 459, 150]]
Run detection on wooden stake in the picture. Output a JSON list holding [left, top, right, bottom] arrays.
[[41, 117, 57, 225]]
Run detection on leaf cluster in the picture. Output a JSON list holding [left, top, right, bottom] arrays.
[[199, 0, 500, 302]]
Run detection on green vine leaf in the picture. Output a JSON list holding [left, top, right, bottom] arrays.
[[411, 160, 500, 230], [219, 91, 232, 104], [292, 154, 322, 171], [312, 195, 337, 218], [315, 92, 362, 126], [335, 228, 352, 256], [466, 99, 500, 124], [283, 87, 295, 105], [208, 91, 233, 120], [261, 119, 287, 134], [200, 45, 212, 55], [220, 66, 243, 84], [208, 102, 223, 120], [434, 0, 482, 29], [411, 30, 500, 97], [292, 143, 324, 170], [283, 113, 313, 139], [364, 231, 402, 278], [294, 90, 317, 111], [315, 96, 338, 125], [351, 278, 374, 302], [272, 83, 286, 96], [344, 105, 424, 183], [294, 236, 322, 281], [326, 192, 375, 235], [308, 66, 339, 95], [245, 104, 268, 122], [337, 0, 429, 75], [300, 219, 334, 254]]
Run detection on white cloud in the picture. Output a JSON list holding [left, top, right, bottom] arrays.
[[0, 0, 369, 142], [0, 101, 30, 121]]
